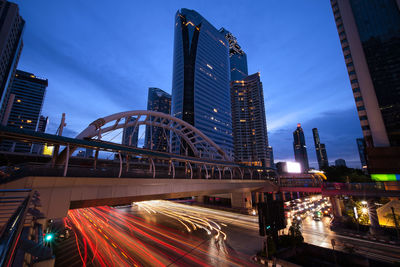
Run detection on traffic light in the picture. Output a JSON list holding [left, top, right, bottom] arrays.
[[44, 233, 55, 242]]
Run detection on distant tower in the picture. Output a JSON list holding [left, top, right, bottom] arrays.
[[36, 116, 48, 133], [171, 9, 233, 158], [335, 159, 347, 167], [144, 87, 171, 152], [1, 70, 48, 153], [0, 0, 25, 121], [231, 73, 271, 167], [122, 116, 139, 147], [293, 123, 309, 172], [312, 128, 329, 169]]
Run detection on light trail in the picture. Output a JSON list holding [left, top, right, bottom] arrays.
[[65, 202, 257, 266]]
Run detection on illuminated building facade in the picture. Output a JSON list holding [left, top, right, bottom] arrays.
[[1, 70, 48, 152], [0, 0, 24, 121], [145, 87, 171, 151], [312, 128, 329, 169], [330, 0, 400, 148], [231, 73, 271, 167], [293, 123, 309, 172], [171, 9, 233, 157]]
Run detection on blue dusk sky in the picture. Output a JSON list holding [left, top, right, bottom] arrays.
[[13, 0, 363, 168]]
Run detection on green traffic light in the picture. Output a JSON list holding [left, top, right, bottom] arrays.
[[44, 233, 54, 242]]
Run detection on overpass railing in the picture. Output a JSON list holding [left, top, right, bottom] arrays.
[[0, 161, 278, 183], [322, 182, 387, 192]]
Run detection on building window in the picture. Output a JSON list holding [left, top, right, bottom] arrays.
[[349, 70, 356, 75], [343, 46, 350, 51], [341, 38, 348, 44], [339, 31, 346, 36], [345, 54, 352, 59], [353, 87, 360, 93], [359, 116, 368, 120], [346, 62, 354, 67], [362, 125, 370, 130], [355, 96, 363, 102], [351, 79, 358, 84], [357, 106, 366, 111]]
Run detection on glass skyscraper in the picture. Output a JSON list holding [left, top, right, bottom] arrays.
[[220, 28, 248, 81], [0, 0, 25, 122], [145, 87, 171, 152], [293, 123, 309, 172], [356, 137, 367, 170], [312, 128, 329, 169], [1, 70, 48, 152], [330, 0, 400, 148], [171, 9, 233, 158]]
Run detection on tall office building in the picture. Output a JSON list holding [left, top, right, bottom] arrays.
[[122, 116, 139, 147], [145, 87, 171, 152], [220, 28, 248, 81], [36, 115, 48, 132], [231, 73, 271, 167], [0, 0, 24, 121], [31, 115, 48, 154], [171, 9, 233, 158], [1, 70, 48, 152], [293, 123, 309, 172], [312, 128, 329, 169], [356, 137, 367, 170], [330, 0, 400, 148]]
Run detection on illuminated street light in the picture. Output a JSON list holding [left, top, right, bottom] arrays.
[[361, 201, 367, 205], [361, 207, 368, 214]]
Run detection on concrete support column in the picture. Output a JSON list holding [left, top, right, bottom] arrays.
[[260, 192, 265, 203], [231, 192, 252, 209], [282, 192, 286, 201], [367, 199, 381, 235], [330, 196, 342, 217], [255, 192, 260, 204]]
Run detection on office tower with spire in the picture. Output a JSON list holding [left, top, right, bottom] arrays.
[[293, 123, 309, 172], [171, 9, 233, 157], [312, 128, 329, 169]]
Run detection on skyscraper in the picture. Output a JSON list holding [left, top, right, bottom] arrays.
[[220, 28, 248, 81], [356, 137, 367, 170], [122, 116, 139, 147], [330, 0, 400, 148], [0, 0, 24, 121], [171, 9, 233, 158], [145, 87, 171, 152], [293, 123, 309, 172], [231, 73, 271, 167], [1, 70, 48, 152], [31, 115, 48, 154], [312, 128, 329, 169]]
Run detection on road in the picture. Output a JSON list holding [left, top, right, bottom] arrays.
[[55, 199, 400, 266]]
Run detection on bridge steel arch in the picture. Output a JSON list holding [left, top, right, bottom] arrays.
[[57, 110, 230, 165]]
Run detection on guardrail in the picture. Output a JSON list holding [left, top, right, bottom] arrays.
[[0, 189, 32, 267]]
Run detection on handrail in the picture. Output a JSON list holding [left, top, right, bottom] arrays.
[[0, 190, 32, 267]]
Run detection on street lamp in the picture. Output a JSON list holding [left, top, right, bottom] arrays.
[[361, 207, 368, 214]]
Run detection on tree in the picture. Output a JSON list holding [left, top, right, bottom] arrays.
[[322, 166, 370, 183]]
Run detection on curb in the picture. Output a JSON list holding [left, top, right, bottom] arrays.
[[340, 231, 400, 246]]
